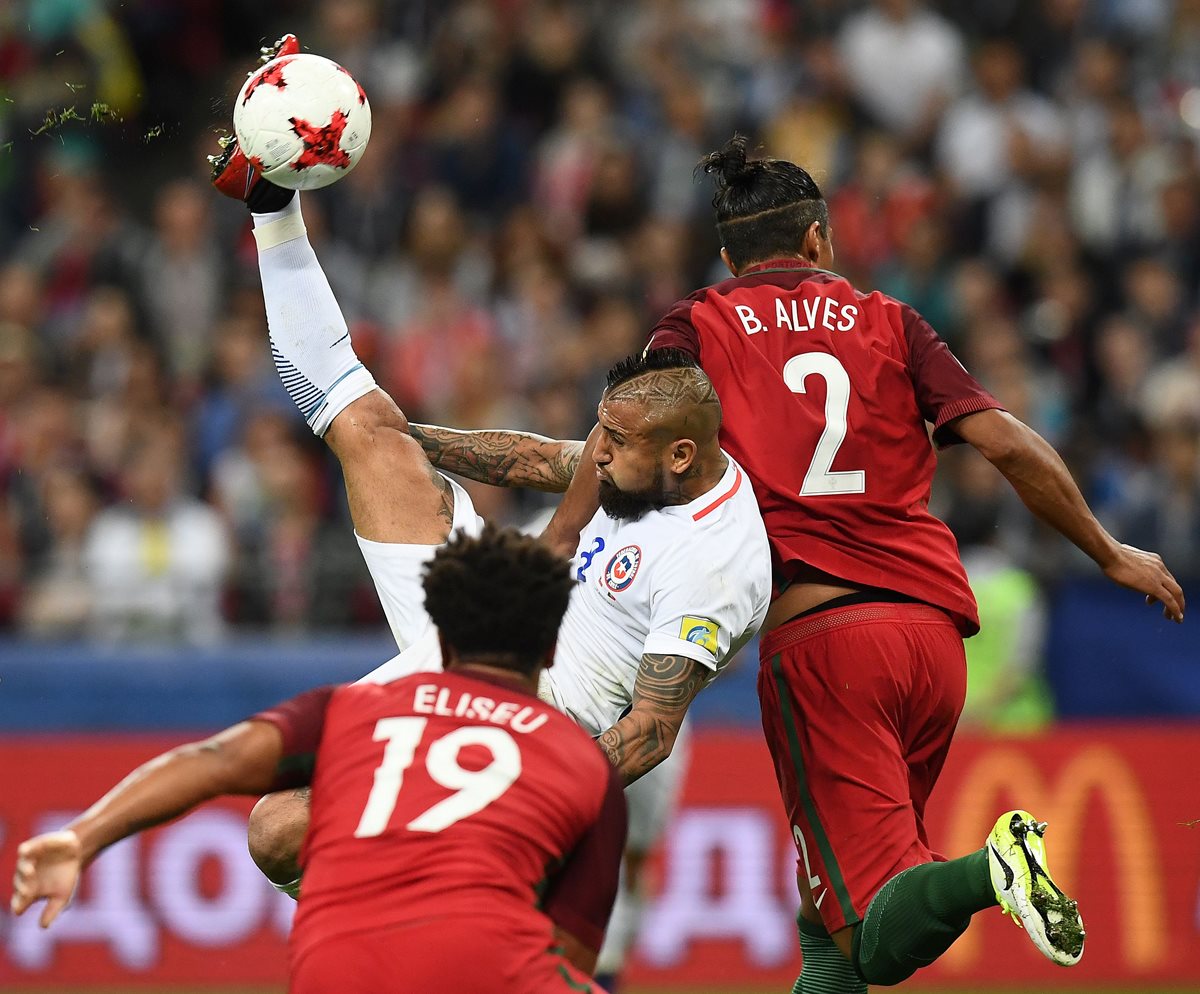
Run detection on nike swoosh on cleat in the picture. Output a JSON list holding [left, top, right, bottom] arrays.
[[990, 844, 1015, 890]]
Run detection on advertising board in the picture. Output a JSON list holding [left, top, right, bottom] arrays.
[[2, 728, 1197, 989]]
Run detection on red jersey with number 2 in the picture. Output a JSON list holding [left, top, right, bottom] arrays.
[[255, 671, 625, 987], [648, 261, 1002, 636]]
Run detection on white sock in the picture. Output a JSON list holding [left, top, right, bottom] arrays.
[[594, 870, 645, 976], [253, 194, 376, 436]]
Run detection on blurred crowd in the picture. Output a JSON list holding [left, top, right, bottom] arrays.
[[1, 0, 1198, 680]]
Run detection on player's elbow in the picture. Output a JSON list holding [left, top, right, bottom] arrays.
[[247, 790, 310, 885], [957, 409, 1033, 469]]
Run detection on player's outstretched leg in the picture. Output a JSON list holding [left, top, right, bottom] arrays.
[[987, 809, 1085, 966], [851, 808, 1083, 986], [211, 127, 454, 548], [850, 848, 995, 986]]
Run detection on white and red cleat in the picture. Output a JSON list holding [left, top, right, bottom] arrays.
[[255, 33, 301, 66], [209, 34, 300, 210]]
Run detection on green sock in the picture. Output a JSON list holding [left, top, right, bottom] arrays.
[[853, 850, 995, 986], [792, 914, 866, 994]]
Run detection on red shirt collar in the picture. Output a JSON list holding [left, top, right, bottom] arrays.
[[740, 258, 820, 275]]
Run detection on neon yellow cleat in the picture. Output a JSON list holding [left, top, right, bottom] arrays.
[[987, 809, 1085, 966]]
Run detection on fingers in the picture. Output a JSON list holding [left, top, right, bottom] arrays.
[[1167, 575, 1186, 621], [40, 895, 67, 929], [11, 854, 35, 916], [11, 833, 81, 926], [1162, 600, 1184, 623], [1126, 548, 1186, 622], [1142, 584, 1182, 622], [1154, 569, 1186, 622], [11, 888, 29, 916], [1153, 588, 1184, 623]]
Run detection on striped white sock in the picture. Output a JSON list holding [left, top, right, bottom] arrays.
[[253, 194, 376, 436]]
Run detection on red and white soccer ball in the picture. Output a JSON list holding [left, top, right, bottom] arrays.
[[233, 53, 372, 191]]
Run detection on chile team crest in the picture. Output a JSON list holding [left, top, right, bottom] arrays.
[[604, 545, 642, 592]]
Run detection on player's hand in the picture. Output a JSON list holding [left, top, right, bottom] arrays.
[[1102, 544, 1185, 623], [10, 830, 84, 928]]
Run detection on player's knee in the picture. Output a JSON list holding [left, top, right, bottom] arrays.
[[327, 389, 411, 457], [248, 790, 311, 884], [850, 921, 915, 987]]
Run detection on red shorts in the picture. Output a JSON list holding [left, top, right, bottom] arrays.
[[757, 602, 966, 934], [290, 916, 600, 994]]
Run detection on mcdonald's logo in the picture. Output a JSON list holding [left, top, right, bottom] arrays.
[[939, 744, 1166, 972]]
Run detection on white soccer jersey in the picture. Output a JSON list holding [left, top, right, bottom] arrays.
[[544, 454, 771, 736], [358, 455, 771, 739]]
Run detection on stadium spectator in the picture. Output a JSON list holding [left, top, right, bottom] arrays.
[[1110, 417, 1200, 576], [1069, 97, 1180, 258], [17, 467, 97, 636], [949, 457, 1054, 733], [83, 421, 230, 643], [838, 0, 965, 145], [1060, 38, 1130, 159], [936, 37, 1069, 259], [139, 180, 225, 388]]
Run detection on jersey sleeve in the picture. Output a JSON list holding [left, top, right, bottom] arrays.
[[642, 538, 747, 669], [541, 760, 627, 954], [899, 302, 1003, 446], [645, 297, 701, 360], [250, 685, 337, 791]]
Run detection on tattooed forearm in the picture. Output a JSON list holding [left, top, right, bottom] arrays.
[[408, 424, 584, 493], [598, 653, 710, 785]]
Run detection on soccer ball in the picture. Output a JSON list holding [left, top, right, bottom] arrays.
[[233, 53, 372, 191]]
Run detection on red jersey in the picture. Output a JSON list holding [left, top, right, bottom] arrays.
[[254, 670, 625, 973], [648, 261, 1002, 636]]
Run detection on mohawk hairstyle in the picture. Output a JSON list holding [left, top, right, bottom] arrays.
[[605, 348, 701, 392], [423, 523, 573, 673]]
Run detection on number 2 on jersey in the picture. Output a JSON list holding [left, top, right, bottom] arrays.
[[354, 717, 521, 837], [782, 352, 867, 496]]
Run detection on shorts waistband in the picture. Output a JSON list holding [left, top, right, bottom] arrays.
[[760, 601, 954, 658]]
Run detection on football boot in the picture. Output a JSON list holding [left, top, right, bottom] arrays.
[[987, 809, 1085, 966]]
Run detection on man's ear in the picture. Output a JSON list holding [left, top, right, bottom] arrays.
[[802, 221, 824, 264], [720, 247, 737, 276], [540, 639, 557, 672], [670, 438, 698, 475]]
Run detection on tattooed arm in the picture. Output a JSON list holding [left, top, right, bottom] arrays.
[[407, 424, 585, 493], [539, 424, 601, 558], [597, 653, 711, 786]]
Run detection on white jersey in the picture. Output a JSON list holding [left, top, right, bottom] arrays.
[[359, 455, 771, 737], [545, 454, 771, 736]]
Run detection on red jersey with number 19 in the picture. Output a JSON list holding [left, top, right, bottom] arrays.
[[648, 261, 1002, 636], [254, 671, 625, 993]]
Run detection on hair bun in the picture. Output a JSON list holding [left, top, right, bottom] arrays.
[[699, 134, 754, 187]]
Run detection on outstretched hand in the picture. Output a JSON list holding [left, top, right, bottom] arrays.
[[10, 830, 84, 928], [1102, 544, 1185, 623]]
